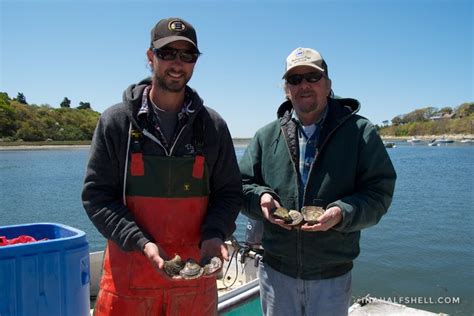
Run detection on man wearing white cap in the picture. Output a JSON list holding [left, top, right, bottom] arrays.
[[239, 47, 397, 315]]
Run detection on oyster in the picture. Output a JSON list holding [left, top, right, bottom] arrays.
[[179, 259, 204, 279], [288, 210, 303, 226], [201, 257, 223, 275], [301, 206, 325, 224], [163, 255, 185, 277], [272, 207, 292, 223]]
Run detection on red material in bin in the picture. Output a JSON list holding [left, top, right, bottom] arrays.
[[0, 235, 47, 246]]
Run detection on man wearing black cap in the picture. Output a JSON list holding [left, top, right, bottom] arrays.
[[82, 17, 242, 315], [239, 47, 396, 315]]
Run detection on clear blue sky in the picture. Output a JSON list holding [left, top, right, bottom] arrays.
[[1, 0, 472, 137]]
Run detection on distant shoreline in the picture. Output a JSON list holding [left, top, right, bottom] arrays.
[[1, 134, 473, 151], [0, 145, 91, 151], [380, 134, 474, 141]]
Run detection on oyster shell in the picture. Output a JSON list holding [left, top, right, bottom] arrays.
[[272, 207, 292, 223], [202, 257, 223, 275], [179, 259, 204, 279], [288, 210, 303, 226], [163, 255, 185, 277], [301, 206, 325, 224]]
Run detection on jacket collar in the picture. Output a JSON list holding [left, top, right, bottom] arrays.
[[276, 97, 360, 129], [276, 97, 360, 166], [123, 78, 204, 130]]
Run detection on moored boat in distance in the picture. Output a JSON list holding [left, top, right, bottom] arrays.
[[407, 136, 422, 143], [436, 137, 454, 143], [383, 141, 396, 148], [428, 137, 454, 146]]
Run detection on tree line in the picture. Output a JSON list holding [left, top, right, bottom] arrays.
[[1, 91, 473, 141], [0, 92, 100, 141], [378, 102, 473, 137]]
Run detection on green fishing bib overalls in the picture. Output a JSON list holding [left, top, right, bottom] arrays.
[[94, 125, 217, 316]]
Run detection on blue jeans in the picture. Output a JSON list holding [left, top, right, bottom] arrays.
[[259, 261, 352, 316]]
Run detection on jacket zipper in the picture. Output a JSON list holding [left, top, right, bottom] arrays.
[[141, 129, 170, 156], [141, 125, 188, 157], [169, 125, 188, 156], [123, 123, 132, 206], [303, 113, 355, 204], [141, 125, 188, 196], [279, 107, 355, 278], [280, 126, 303, 279]]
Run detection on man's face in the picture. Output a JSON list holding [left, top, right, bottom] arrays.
[[285, 66, 331, 117], [148, 41, 197, 93]]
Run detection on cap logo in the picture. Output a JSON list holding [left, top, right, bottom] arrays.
[[295, 49, 304, 57], [168, 20, 186, 32]]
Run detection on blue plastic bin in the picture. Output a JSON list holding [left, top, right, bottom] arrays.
[[0, 223, 90, 316]]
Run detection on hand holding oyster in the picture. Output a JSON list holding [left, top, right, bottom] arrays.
[[270, 205, 326, 227], [163, 254, 222, 279], [301, 206, 325, 225]]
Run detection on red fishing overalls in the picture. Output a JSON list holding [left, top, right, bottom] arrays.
[[94, 127, 217, 316]]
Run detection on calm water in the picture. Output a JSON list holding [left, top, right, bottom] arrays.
[[0, 142, 473, 315]]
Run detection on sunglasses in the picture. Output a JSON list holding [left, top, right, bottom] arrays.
[[153, 47, 200, 63], [286, 72, 324, 85]]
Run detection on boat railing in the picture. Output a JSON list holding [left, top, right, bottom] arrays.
[[219, 236, 262, 290]]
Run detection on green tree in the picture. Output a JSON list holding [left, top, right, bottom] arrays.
[[456, 102, 474, 117], [380, 101, 474, 137], [15, 120, 46, 141], [0, 93, 18, 137], [60, 97, 71, 108], [15, 92, 28, 105], [0, 92, 10, 102], [77, 101, 91, 110], [439, 106, 453, 114], [404, 109, 428, 123], [0, 91, 101, 141], [391, 115, 404, 126]]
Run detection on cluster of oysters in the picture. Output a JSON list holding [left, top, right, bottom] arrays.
[[272, 205, 325, 227], [163, 255, 222, 279]]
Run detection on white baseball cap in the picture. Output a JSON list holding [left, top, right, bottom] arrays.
[[282, 47, 327, 79]]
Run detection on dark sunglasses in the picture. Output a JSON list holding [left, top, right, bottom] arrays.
[[153, 47, 200, 63], [286, 72, 324, 85]]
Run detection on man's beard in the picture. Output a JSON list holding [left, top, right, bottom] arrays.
[[155, 73, 189, 93]]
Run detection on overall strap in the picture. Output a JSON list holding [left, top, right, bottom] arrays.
[[130, 128, 144, 176], [192, 113, 205, 179], [193, 113, 205, 155], [128, 115, 205, 178]]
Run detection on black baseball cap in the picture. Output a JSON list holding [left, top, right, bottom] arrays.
[[150, 17, 199, 52]]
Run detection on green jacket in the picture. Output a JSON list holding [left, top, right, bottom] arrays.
[[239, 97, 396, 280]]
